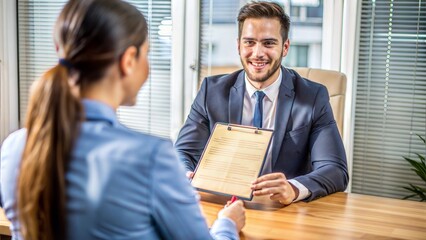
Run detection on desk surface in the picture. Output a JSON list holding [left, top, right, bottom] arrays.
[[0, 192, 425, 239], [200, 192, 426, 240], [0, 209, 10, 236]]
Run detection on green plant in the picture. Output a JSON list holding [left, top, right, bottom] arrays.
[[402, 134, 426, 201]]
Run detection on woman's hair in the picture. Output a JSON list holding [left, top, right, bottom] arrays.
[[17, 0, 148, 239], [237, 1, 290, 42]]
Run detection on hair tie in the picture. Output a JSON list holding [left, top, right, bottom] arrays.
[[58, 58, 74, 69]]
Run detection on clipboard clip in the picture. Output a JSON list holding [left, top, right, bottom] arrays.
[[227, 124, 261, 134]]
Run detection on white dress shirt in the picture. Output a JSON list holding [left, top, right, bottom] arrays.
[[241, 69, 310, 202]]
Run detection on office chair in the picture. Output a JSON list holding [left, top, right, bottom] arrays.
[[292, 67, 347, 137]]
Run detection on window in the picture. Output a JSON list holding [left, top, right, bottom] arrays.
[[0, 1, 19, 142], [117, 0, 172, 138], [283, 45, 309, 67], [291, 0, 323, 21], [201, 0, 240, 24], [198, 0, 241, 79], [306, 4, 322, 18], [198, 0, 323, 83], [352, 0, 426, 199], [290, 6, 301, 18], [17, 0, 173, 138]]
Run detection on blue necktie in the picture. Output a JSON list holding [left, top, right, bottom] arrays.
[[253, 91, 266, 128]]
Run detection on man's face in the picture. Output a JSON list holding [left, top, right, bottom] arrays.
[[238, 18, 289, 87]]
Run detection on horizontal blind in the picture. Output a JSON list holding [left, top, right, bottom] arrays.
[[117, 0, 172, 138], [17, 0, 172, 138], [199, 0, 213, 83], [352, 0, 426, 199], [198, 0, 241, 83], [18, 1, 66, 125]]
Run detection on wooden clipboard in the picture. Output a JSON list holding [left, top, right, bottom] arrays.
[[191, 123, 274, 200]]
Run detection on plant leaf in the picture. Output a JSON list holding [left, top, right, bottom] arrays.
[[415, 153, 425, 162], [402, 134, 426, 201], [417, 134, 426, 144], [403, 185, 426, 201], [402, 194, 417, 200]]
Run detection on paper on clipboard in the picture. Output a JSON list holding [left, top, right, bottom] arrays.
[[191, 123, 273, 200]]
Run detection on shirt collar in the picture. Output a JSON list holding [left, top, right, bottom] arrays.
[[82, 99, 119, 126], [244, 68, 282, 102]]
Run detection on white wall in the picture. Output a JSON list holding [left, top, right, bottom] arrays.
[[0, 0, 19, 142]]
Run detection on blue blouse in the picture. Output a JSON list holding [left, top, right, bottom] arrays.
[[1, 99, 238, 240]]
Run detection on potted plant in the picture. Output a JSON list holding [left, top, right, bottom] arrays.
[[402, 135, 426, 201]]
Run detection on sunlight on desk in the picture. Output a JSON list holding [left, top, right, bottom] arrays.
[[199, 192, 426, 240], [0, 209, 10, 238], [1, 193, 425, 239]]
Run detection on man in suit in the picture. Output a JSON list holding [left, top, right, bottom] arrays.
[[175, 1, 348, 205]]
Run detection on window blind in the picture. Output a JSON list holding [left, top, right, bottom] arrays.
[[117, 0, 172, 138], [199, 0, 212, 82], [198, 0, 241, 83], [18, 0, 66, 127], [352, 0, 426, 199], [17, 0, 172, 138]]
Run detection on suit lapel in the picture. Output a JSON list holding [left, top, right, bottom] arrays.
[[271, 67, 295, 168], [229, 71, 245, 124]]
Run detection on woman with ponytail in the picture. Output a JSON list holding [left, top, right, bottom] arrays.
[[1, 0, 245, 239]]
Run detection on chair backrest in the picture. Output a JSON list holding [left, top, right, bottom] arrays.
[[292, 67, 347, 137]]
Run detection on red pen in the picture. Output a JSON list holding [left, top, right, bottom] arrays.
[[230, 195, 238, 203]]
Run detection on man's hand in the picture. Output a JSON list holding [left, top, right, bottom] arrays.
[[251, 172, 299, 205], [186, 171, 194, 179]]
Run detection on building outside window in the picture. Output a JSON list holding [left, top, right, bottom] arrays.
[[199, 0, 323, 82]]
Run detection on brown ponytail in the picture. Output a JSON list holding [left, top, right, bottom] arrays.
[[17, 64, 81, 240], [16, 0, 148, 239]]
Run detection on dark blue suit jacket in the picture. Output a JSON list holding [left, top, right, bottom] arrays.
[[175, 67, 349, 201]]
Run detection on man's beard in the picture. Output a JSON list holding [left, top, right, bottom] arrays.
[[243, 59, 282, 83], [241, 53, 283, 83]]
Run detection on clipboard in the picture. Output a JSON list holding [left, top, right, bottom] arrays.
[[191, 123, 274, 200]]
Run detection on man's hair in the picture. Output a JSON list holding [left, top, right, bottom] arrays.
[[237, 1, 290, 41]]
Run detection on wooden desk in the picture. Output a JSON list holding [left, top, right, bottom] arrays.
[[200, 192, 426, 240], [0, 209, 10, 237], [1, 193, 425, 239]]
